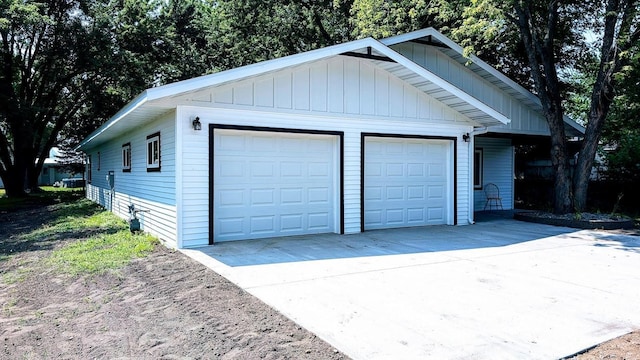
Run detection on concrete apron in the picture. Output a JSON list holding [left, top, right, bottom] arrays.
[[181, 219, 640, 360]]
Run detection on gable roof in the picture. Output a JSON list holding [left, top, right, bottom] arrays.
[[380, 28, 585, 137], [78, 28, 582, 150]]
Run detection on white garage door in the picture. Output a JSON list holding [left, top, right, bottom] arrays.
[[364, 137, 452, 230], [214, 129, 338, 242]]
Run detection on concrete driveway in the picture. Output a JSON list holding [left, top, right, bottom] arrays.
[[182, 216, 640, 359]]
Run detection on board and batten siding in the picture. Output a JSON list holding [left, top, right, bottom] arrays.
[[473, 137, 514, 211], [163, 57, 472, 125], [85, 111, 178, 247], [390, 42, 551, 136]]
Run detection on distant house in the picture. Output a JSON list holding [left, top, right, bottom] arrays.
[[0, 148, 79, 189], [77, 28, 584, 249]]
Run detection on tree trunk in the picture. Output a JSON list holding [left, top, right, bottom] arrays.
[[572, 0, 637, 212], [547, 111, 574, 214], [2, 160, 28, 198], [573, 88, 612, 212]]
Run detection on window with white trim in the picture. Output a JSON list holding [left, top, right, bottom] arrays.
[[122, 143, 131, 172], [146, 132, 161, 172], [474, 148, 483, 189]]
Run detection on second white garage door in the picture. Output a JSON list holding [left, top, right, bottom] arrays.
[[364, 136, 453, 230], [213, 129, 339, 242]]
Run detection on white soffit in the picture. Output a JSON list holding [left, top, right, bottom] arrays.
[[381, 28, 585, 136]]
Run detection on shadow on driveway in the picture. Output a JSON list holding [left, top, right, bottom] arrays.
[[195, 213, 576, 267]]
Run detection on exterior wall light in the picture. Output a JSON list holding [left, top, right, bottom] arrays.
[[462, 133, 470, 142], [192, 116, 202, 131]]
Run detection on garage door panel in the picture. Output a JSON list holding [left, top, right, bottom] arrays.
[[364, 209, 382, 225], [308, 213, 330, 229], [428, 185, 445, 199], [214, 129, 338, 241], [407, 208, 425, 222], [386, 163, 404, 176], [219, 133, 246, 151], [407, 186, 425, 200], [386, 209, 404, 224], [251, 216, 275, 234], [427, 208, 445, 222], [281, 214, 303, 231], [250, 189, 274, 205], [308, 187, 329, 203], [407, 163, 425, 177], [364, 137, 451, 230], [309, 162, 330, 177], [218, 218, 244, 236], [281, 188, 303, 204], [428, 163, 445, 177], [386, 186, 404, 200]]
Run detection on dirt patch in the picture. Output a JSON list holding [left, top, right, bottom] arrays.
[[1, 200, 639, 359], [0, 202, 346, 359], [565, 330, 640, 359]]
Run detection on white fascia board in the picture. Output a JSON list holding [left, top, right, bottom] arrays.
[[371, 40, 510, 125], [76, 91, 149, 151], [77, 38, 380, 151], [145, 38, 380, 101], [382, 28, 542, 106], [382, 28, 584, 134], [379, 28, 442, 46]]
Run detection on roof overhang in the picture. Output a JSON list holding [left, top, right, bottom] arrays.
[[78, 31, 524, 151], [381, 28, 585, 137]]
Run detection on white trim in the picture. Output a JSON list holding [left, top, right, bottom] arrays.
[[146, 133, 161, 170], [121, 143, 131, 171], [371, 42, 510, 126], [175, 107, 184, 249], [146, 38, 379, 100], [380, 28, 585, 134], [78, 32, 521, 151], [77, 92, 149, 150]]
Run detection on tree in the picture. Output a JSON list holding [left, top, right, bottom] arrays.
[[0, 0, 123, 197], [0, 0, 186, 197], [458, 0, 639, 213]]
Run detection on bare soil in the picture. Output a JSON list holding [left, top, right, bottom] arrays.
[[0, 201, 346, 359], [1, 199, 639, 359]]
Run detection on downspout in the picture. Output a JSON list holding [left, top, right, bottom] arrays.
[[468, 127, 489, 224]]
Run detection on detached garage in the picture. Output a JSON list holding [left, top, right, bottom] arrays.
[[77, 28, 582, 249]]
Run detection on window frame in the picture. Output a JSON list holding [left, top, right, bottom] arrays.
[[474, 148, 483, 190], [146, 132, 161, 172], [122, 143, 132, 172], [87, 154, 92, 183]]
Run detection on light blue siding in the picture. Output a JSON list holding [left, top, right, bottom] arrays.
[[85, 111, 178, 247], [473, 137, 514, 211]]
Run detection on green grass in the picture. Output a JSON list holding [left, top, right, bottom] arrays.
[[48, 230, 157, 276], [0, 186, 84, 212], [1, 187, 157, 276], [22, 199, 122, 242]]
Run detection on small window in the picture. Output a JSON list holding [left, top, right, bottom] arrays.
[[474, 148, 483, 190], [146, 132, 161, 172], [87, 154, 92, 183], [122, 143, 131, 172]]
